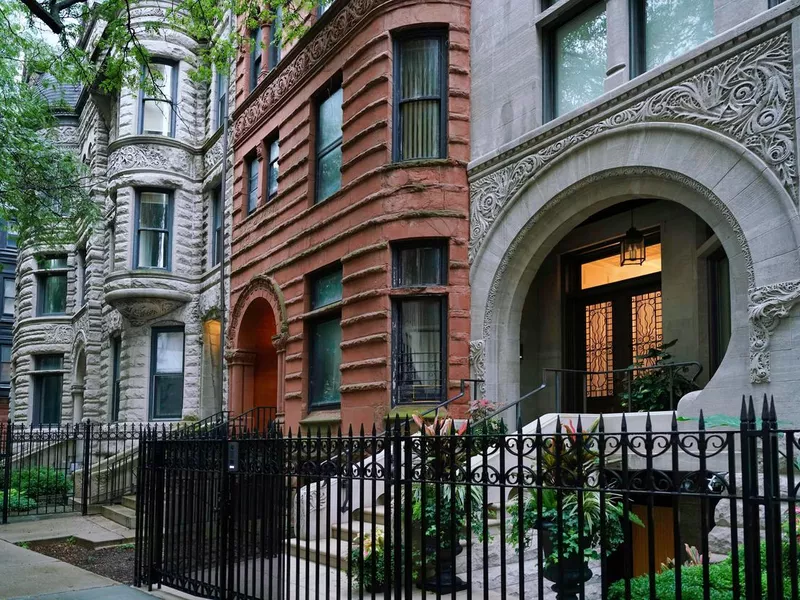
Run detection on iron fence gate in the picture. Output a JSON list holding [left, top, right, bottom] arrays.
[[135, 432, 286, 600]]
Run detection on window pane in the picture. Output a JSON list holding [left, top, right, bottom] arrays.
[[400, 38, 441, 100], [400, 100, 440, 160], [155, 330, 184, 373], [111, 338, 121, 421], [554, 3, 607, 117], [139, 193, 169, 229], [142, 100, 172, 135], [36, 374, 62, 426], [268, 8, 282, 68], [148, 63, 174, 97], [310, 317, 342, 407], [645, 0, 713, 71], [396, 298, 443, 401], [0, 346, 10, 384], [248, 158, 260, 212], [138, 231, 168, 268], [268, 140, 279, 198], [41, 274, 67, 314], [318, 87, 343, 150], [40, 256, 68, 269], [4, 279, 14, 314], [312, 268, 343, 309], [153, 374, 183, 419], [216, 72, 227, 127], [36, 355, 63, 370], [396, 245, 444, 287], [317, 145, 342, 202]]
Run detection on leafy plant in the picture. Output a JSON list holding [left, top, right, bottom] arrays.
[[468, 398, 508, 453], [15, 541, 30, 549], [349, 529, 407, 591], [619, 340, 699, 412], [1, 489, 38, 512], [10, 467, 72, 501]]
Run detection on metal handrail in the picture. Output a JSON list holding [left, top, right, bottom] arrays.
[[415, 378, 485, 422], [472, 361, 703, 429]]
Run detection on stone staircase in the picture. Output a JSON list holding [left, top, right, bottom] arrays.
[[100, 494, 137, 530]]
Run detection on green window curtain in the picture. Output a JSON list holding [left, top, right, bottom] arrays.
[[644, 0, 713, 71], [398, 37, 443, 160], [316, 87, 343, 203], [310, 316, 342, 408], [554, 3, 607, 118]]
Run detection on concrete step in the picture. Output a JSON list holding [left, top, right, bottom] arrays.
[[331, 519, 383, 542], [288, 537, 350, 572], [358, 504, 385, 525], [122, 495, 137, 511], [101, 504, 136, 529]]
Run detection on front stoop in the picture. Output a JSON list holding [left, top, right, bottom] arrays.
[[101, 504, 137, 529]]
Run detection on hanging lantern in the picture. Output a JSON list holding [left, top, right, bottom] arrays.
[[620, 226, 646, 266]]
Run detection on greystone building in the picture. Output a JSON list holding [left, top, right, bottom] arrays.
[[467, 0, 800, 424], [12, 8, 233, 425]]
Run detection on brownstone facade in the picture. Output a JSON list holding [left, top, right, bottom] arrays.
[[229, 0, 471, 433]]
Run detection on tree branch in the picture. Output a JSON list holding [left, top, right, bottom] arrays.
[[16, 0, 62, 33]]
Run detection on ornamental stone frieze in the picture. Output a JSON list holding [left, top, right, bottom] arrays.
[[469, 32, 796, 263], [107, 143, 195, 179], [469, 339, 486, 395]]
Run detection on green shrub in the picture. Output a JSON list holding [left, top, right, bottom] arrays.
[[10, 467, 73, 500], [1, 489, 38, 512]]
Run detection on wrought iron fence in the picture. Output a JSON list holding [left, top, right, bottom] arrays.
[[136, 395, 800, 600]]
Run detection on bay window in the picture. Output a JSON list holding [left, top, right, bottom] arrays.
[[150, 327, 185, 420], [37, 255, 68, 316], [139, 61, 177, 136], [135, 191, 172, 270]]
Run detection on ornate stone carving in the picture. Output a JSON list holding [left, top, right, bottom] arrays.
[[203, 137, 224, 174], [235, 0, 392, 140], [108, 144, 194, 178], [44, 324, 73, 344], [469, 339, 486, 395], [228, 275, 289, 346], [111, 298, 186, 326], [102, 310, 123, 335], [748, 280, 800, 383], [470, 33, 796, 263]]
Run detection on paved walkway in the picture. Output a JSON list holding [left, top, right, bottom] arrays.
[[0, 515, 134, 547]]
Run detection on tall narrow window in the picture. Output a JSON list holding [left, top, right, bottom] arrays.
[[135, 191, 172, 270], [78, 249, 88, 306], [709, 249, 731, 376], [548, 3, 607, 119], [267, 138, 279, 201], [631, 0, 714, 75], [247, 156, 260, 213], [315, 84, 343, 203], [268, 8, 282, 69], [216, 70, 228, 129], [37, 255, 68, 316], [211, 187, 223, 266], [392, 242, 447, 403], [3, 278, 14, 315], [0, 345, 11, 384], [309, 267, 343, 409], [150, 327, 185, 420], [139, 61, 178, 136], [394, 32, 447, 161], [110, 336, 122, 422], [250, 28, 263, 91], [33, 355, 63, 427]]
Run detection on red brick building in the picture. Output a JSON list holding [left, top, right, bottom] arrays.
[[229, 0, 471, 433]]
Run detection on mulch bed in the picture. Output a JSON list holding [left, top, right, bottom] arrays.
[[25, 540, 136, 585]]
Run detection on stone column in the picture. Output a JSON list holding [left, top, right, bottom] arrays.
[[71, 383, 85, 424], [605, 0, 630, 90], [227, 350, 256, 415]]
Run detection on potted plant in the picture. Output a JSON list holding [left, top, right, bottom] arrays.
[[507, 420, 642, 600], [409, 414, 486, 593], [467, 398, 508, 454], [619, 339, 698, 412]]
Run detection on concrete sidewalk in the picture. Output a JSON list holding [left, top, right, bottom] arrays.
[[0, 540, 152, 600], [0, 515, 135, 547]]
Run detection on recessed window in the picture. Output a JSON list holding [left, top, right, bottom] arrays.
[[315, 83, 343, 203], [3, 278, 14, 315], [37, 255, 68, 316], [394, 32, 447, 161], [78, 249, 88, 306], [135, 191, 172, 270], [547, 3, 608, 119], [216, 71, 228, 129], [211, 187, 223, 266], [33, 354, 63, 427], [311, 266, 343, 310], [0, 345, 10, 384], [393, 241, 447, 287], [268, 8, 282, 69], [393, 298, 445, 403], [247, 155, 260, 213], [309, 316, 342, 409], [267, 138, 280, 201], [708, 249, 731, 376], [250, 27, 263, 91], [139, 62, 178, 136], [110, 336, 122, 422], [150, 327, 184, 420], [631, 0, 714, 76]]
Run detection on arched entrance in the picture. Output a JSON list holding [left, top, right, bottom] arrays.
[[228, 276, 288, 418], [471, 124, 800, 421]]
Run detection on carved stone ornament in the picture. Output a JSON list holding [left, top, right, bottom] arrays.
[[469, 339, 486, 395], [102, 310, 123, 335], [104, 289, 191, 326], [44, 324, 73, 344], [469, 33, 796, 263], [108, 144, 194, 179], [748, 280, 800, 383]]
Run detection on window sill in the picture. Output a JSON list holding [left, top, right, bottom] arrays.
[[534, 0, 588, 28], [388, 287, 448, 297]]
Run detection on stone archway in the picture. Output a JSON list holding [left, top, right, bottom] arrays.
[[471, 124, 800, 421], [227, 276, 288, 417]]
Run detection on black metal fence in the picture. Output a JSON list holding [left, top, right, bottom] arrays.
[[135, 396, 800, 600], [0, 407, 276, 523]]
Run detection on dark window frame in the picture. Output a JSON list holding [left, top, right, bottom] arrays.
[[138, 60, 179, 137], [3, 277, 14, 316], [268, 8, 282, 70], [78, 248, 88, 307], [266, 136, 280, 201], [708, 247, 731, 377], [110, 336, 122, 422], [211, 186, 223, 266], [216, 70, 228, 130], [392, 29, 449, 162], [133, 189, 174, 271], [246, 154, 260, 213], [0, 344, 10, 385], [314, 78, 344, 204], [392, 239, 448, 288], [391, 295, 447, 405], [308, 312, 343, 410], [250, 27, 263, 91], [36, 255, 69, 316], [32, 354, 64, 427], [149, 325, 185, 421]]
